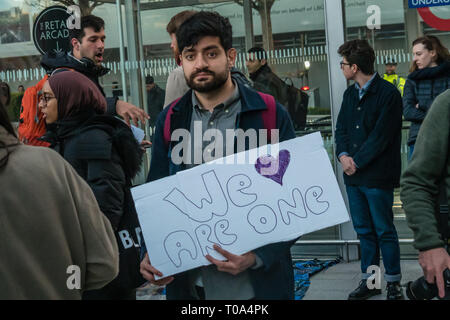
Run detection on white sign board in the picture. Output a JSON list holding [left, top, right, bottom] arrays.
[[132, 133, 349, 278]]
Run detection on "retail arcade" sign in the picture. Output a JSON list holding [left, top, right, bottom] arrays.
[[32, 5, 80, 55]]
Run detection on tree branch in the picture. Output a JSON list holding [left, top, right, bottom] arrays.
[[91, 1, 102, 9], [56, 0, 76, 6], [25, 0, 103, 15]]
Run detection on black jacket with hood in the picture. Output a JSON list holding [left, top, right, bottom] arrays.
[[41, 52, 118, 115]]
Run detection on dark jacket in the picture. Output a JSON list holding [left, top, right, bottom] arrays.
[[41, 52, 118, 115], [146, 82, 297, 300], [147, 84, 165, 128], [403, 61, 450, 146], [231, 67, 252, 88], [49, 113, 143, 230], [250, 64, 288, 105], [335, 73, 403, 189]]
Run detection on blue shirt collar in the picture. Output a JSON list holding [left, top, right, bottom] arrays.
[[355, 72, 377, 99]]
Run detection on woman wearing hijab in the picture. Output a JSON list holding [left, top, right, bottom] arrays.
[[0, 100, 119, 299], [39, 71, 144, 300], [403, 35, 450, 160]]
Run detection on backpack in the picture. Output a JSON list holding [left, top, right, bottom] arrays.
[[18, 68, 76, 147], [163, 91, 277, 146], [18, 75, 49, 147], [283, 79, 309, 131]]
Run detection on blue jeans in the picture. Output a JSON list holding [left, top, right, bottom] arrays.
[[346, 185, 402, 282], [408, 144, 415, 161]]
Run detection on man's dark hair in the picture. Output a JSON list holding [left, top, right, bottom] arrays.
[[145, 76, 154, 85], [166, 10, 197, 34], [176, 11, 233, 54], [69, 15, 105, 44], [248, 47, 267, 61], [337, 39, 375, 75]]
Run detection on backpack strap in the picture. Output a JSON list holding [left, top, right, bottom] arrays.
[[258, 92, 277, 143], [163, 98, 182, 147]]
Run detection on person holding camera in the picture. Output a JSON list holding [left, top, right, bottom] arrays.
[[400, 89, 450, 300]]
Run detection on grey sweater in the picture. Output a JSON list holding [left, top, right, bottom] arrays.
[[164, 66, 190, 106]]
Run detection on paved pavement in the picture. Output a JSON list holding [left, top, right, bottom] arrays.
[[136, 259, 424, 300], [303, 259, 423, 300]]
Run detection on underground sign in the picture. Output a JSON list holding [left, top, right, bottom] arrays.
[[418, 7, 450, 31]]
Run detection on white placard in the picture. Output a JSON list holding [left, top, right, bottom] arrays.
[[130, 125, 145, 144], [132, 132, 350, 278]]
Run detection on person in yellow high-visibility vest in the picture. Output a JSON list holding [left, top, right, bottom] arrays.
[[383, 60, 406, 96]]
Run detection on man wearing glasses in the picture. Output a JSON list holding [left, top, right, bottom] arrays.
[[335, 40, 404, 300]]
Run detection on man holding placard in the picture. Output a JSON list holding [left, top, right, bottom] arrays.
[[139, 11, 297, 300], [335, 40, 404, 300]]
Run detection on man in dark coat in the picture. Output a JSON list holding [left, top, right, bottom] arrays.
[[140, 11, 296, 300], [246, 47, 288, 105], [335, 40, 404, 300], [145, 76, 165, 128]]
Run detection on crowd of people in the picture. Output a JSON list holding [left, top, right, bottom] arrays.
[[0, 9, 449, 301]]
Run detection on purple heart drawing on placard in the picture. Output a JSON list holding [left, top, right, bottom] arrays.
[[254, 149, 291, 186]]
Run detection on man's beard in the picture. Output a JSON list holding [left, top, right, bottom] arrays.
[[80, 50, 101, 67], [186, 67, 229, 93]]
